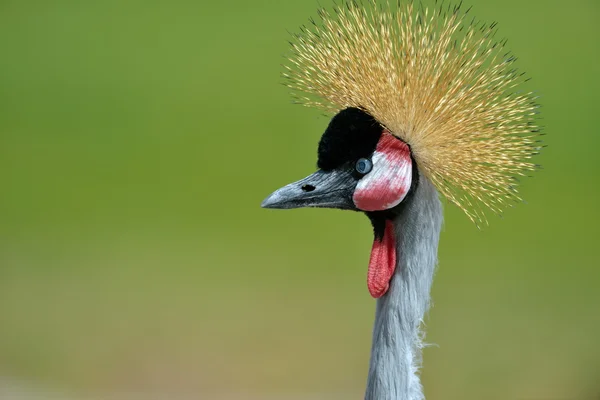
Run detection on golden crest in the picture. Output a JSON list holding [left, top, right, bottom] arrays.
[[283, 1, 541, 224]]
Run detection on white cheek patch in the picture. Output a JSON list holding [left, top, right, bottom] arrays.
[[353, 133, 412, 212]]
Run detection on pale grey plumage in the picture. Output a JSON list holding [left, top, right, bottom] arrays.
[[365, 172, 443, 400]]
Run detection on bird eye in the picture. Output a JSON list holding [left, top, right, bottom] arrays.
[[355, 158, 373, 175]]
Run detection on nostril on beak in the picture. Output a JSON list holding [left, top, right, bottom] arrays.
[[302, 184, 316, 192]]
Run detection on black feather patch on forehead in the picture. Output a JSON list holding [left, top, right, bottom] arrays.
[[317, 108, 383, 171]]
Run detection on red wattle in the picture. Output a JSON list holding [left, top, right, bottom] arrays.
[[367, 220, 397, 298]]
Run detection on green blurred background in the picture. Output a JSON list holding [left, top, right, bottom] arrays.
[[0, 0, 598, 399]]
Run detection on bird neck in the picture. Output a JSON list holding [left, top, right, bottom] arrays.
[[365, 173, 443, 400]]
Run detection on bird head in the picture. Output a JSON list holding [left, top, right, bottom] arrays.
[[261, 1, 541, 298], [262, 107, 414, 214], [262, 107, 416, 298]]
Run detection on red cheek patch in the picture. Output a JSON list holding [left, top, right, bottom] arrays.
[[355, 132, 410, 298], [353, 132, 412, 212]]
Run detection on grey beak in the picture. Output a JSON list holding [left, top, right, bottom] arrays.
[[261, 169, 357, 210]]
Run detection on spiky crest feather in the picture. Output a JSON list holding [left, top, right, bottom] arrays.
[[283, 0, 541, 224]]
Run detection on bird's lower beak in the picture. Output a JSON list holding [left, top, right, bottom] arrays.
[[261, 169, 357, 210]]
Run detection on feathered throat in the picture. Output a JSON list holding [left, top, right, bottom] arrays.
[[283, 0, 541, 224]]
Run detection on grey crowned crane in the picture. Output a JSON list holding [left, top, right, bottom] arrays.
[[262, 2, 541, 399]]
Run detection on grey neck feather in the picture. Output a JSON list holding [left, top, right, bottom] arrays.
[[364, 172, 443, 400]]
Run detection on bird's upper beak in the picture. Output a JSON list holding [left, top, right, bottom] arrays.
[[261, 169, 357, 210]]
